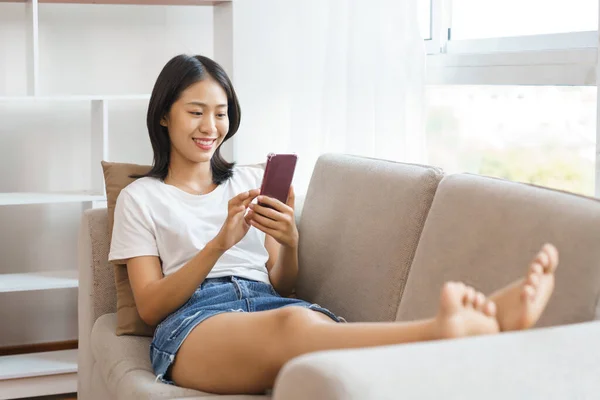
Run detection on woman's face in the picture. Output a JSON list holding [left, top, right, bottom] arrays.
[[161, 77, 229, 165]]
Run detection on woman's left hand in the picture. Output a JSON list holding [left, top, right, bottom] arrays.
[[245, 186, 299, 249]]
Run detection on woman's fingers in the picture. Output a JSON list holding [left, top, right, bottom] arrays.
[[247, 209, 281, 229], [249, 202, 281, 221], [242, 189, 261, 207], [249, 218, 279, 239], [257, 195, 292, 214], [229, 189, 260, 209]]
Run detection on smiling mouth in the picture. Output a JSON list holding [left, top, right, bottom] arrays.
[[193, 138, 216, 144], [192, 138, 217, 150]]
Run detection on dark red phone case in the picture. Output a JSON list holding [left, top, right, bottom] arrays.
[[259, 153, 298, 208]]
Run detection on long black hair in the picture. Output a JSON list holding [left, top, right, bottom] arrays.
[[132, 54, 240, 184]]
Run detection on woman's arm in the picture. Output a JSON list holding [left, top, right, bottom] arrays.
[[265, 235, 298, 297], [127, 189, 260, 326], [248, 186, 299, 297], [127, 240, 226, 327]]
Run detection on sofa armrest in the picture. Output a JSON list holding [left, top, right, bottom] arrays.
[[273, 321, 600, 400], [78, 207, 117, 397]]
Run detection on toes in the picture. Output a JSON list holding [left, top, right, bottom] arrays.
[[535, 251, 550, 268], [522, 284, 536, 302], [443, 281, 463, 295], [474, 292, 486, 310], [526, 272, 541, 288], [542, 243, 559, 272], [530, 262, 544, 276], [483, 300, 497, 317], [440, 282, 468, 313], [463, 286, 476, 307]]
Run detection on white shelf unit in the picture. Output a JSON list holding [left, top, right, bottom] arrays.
[[0, 349, 77, 400], [0, 192, 105, 206], [0, 94, 151, 101], [0, 270, 78, 293], [0, 0, 234, 398]]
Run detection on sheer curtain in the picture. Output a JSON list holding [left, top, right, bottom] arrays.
[[232, 0, 426, 194]]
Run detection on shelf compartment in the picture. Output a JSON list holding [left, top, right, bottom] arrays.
[[0, 270, 78, 293], [0, 349, 77, 399]]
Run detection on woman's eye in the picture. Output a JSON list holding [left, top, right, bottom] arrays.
[[190, 112, 203, 116], [217, 113, 227, 118]]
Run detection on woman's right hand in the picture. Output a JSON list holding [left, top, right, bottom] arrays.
[[213, 189, 261, 251]]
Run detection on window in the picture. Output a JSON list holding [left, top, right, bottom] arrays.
[[426, 85, 596, 196], [451, 0, 598, 40]]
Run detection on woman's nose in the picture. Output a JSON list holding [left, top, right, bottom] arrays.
[[200, 115, 217, 134]]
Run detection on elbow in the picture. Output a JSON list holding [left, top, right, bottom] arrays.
[[137, 302, 160, 327]]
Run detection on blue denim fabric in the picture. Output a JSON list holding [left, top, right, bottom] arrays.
[[150, 276, 344, 385]]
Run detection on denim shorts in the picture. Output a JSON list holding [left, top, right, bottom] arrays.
[[149, 276, 344, 385]]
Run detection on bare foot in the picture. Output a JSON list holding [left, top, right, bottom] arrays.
[[490, 243, 559, 331], [435, 282, 500, 339]]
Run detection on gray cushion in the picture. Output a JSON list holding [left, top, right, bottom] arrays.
[[296, 153, 443, 322], [397, 174, 600, 327]]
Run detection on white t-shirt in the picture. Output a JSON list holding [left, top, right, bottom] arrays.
[[108, 165, 271, 284]]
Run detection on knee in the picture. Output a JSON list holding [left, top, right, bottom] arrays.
[[275, 307, 317, 334], [271, 307, 319, 356]]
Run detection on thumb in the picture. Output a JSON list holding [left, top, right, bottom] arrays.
[[232, 190, 252, 206]]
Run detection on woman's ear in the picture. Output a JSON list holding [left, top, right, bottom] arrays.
[[160, 116, 168, 127]]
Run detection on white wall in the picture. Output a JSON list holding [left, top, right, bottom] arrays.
[[0, 3, 214, 347]]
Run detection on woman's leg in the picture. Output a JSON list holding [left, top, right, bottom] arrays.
[[171, 282, 497, 394], [171, 243, 559, 395]]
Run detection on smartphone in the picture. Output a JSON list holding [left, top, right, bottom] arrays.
[[258, 153, 298, 209]]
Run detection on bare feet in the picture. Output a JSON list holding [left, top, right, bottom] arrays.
[[490, 243, 559, 331], [435, 282, 499, 339]]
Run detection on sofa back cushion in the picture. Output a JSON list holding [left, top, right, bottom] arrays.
[[296, 153, 444, 322], [397, 174, 600, 327]]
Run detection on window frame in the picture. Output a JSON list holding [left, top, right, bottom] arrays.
[[423, 0, 600, 196]]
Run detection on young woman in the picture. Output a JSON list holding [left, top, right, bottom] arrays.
[[109, 54, 559, 395]]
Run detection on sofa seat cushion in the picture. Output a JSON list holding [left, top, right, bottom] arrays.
[[91, 314, 271, 399]]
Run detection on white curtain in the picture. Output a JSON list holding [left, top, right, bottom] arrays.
[[232, 0, 426, 194]]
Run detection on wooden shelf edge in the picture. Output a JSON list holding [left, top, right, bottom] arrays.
[[0, 340, 78, 357]]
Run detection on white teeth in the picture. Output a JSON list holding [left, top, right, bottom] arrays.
[[193, 139, 215, 145]]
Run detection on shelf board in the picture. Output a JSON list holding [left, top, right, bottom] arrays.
[[0, 349, 77, 380], [0, 192, 105, 206], [0, 0, 229, 4], [0, 270, 78, 293], [0, 94, 150, 102]]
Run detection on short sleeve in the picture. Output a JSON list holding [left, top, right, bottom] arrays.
[[108, 189, 159, 263], [247, 164, 265, 189]]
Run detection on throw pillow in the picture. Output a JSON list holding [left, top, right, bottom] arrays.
[[101, 161, 154, 336]]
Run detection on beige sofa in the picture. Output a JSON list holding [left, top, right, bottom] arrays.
[[78, 153, 600, 400]]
